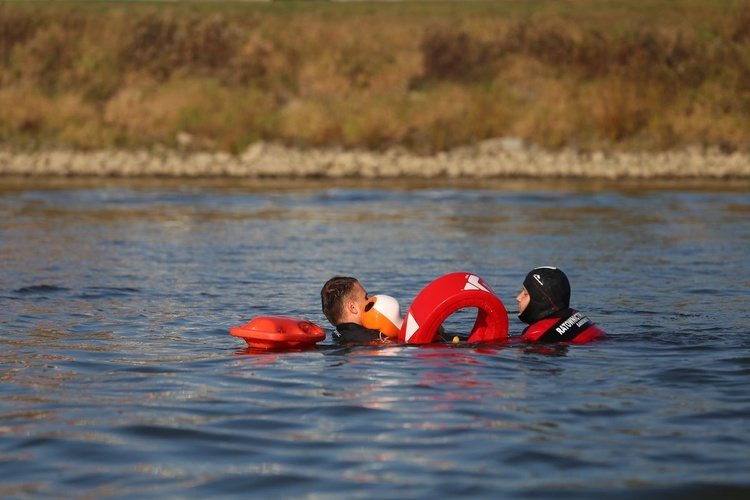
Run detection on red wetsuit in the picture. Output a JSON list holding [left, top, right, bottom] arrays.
[[521, 308, 605, 343]]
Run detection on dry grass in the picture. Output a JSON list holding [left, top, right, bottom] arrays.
[[1, 0, 749, 154]]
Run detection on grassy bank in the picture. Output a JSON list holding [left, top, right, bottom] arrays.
[[1, 0, 749, 155]]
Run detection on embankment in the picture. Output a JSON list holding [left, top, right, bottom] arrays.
[[2, 140, 748, 179]]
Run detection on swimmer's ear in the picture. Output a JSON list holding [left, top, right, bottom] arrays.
[[346, 299, 359, 314]]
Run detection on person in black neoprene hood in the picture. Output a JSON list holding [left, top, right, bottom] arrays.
[[516, 266, 605, 343]]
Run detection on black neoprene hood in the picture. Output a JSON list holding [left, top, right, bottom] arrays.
[[518, 267, 571, 324]]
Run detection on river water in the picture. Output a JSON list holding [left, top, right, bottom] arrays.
[[1, 177, 749, 498]]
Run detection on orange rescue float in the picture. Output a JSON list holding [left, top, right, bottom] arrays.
[[362, 294, 403, 339], [400, 272, 508, 344], [230, 316, 326, 350]]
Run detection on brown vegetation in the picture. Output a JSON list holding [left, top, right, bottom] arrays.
[[1, 0, 749, 154]]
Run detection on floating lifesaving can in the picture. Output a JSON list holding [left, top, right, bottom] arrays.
[[230, 316, 326, 349]]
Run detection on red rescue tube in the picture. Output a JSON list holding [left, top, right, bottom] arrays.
[[230, 316, 326, 349], [399, 273, 508, 344]]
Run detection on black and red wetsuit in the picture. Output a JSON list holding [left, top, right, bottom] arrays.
[[521, 308, 605, 343], [517, 267, 605, 344]]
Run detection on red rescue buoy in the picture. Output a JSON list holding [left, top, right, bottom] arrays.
[[230, 316, 326, 350], [399, 272, 508, 344]]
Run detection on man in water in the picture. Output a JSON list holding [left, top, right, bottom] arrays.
[[320, 276, 382, 344], [516, 266, 605, 343]]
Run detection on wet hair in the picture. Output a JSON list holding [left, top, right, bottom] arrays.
[[321, 276, 359, 325], [519, 266, 571, 324]]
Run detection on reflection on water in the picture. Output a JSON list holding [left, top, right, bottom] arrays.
[[1, 177, 749, 497]]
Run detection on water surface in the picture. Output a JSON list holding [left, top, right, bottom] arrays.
[[1, 177, 749, 498]]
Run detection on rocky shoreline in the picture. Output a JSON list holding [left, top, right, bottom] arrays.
[[1, 139, 749, 179]]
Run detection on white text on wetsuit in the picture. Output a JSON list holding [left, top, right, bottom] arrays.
[[555, 312, 588, 336]]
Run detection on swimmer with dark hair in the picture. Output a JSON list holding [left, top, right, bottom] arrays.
[[320, 276, 383, 344]]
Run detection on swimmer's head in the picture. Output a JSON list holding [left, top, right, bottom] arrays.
[[321, 276, 366, 326], [518, 266, 570, 325], [362, 294, 403, 339]]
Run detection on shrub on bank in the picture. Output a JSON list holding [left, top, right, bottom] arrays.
[[1, 1, 749, 154]]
